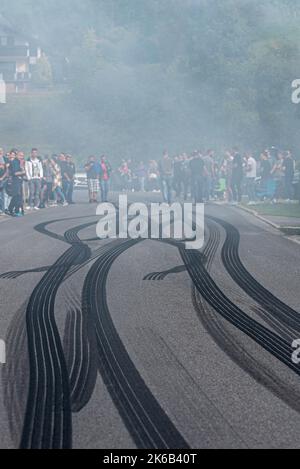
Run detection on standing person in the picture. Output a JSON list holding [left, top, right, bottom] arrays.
[[245, 153, 257, 205], [203, 149, 215, 201], [119, 160, 131, 191], [136, 161, 147, 192], [181, 154, 191, 201], [58, 153, 70, 200], [260, 151, 273, 201], [221, 151, 233, 203], [173, 156, 184, 198], [0, 153, 7, 215], [100, 155, 112, 203], [283, 151, 295, 202], [85, 156, 101, 203], [41, 156, 55, 208], [17, 151, 26, 215], [4, 151, 15, 211], [25, 148, 43, 210], [7, 150, 25, 217], [159, 151, 173, 205], [271, 153, 285, 203], [231, 147, 244, 204], [148, 160, 159, 192], [51, 157, 68, 206], [65, 155, 76, 204], [190, 151, 206, 203]]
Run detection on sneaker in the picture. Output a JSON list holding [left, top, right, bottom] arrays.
[[63, 202, 69, 207], [34, 206, 40, 211]]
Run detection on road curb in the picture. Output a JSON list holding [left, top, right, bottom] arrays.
[[236, 204, 300, 236]]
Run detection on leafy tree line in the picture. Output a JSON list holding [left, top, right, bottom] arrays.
[[0, 0, 300, 162]]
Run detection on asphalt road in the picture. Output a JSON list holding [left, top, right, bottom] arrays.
[[0, 190, 300, 449]]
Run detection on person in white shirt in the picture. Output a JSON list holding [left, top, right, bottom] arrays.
[[245, 153, 257, 204], [25, 148, 44, 210]]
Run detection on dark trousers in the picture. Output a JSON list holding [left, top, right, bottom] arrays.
[[232, 175, 243, 202], [173, 177, 181, 197], [101, 180, 109, 202], [62, 179, 70, 197], [9, 178, 23, 214], [192, 176, 203, 203], [161, 176, 173, 204], [63, 180, 74, 203]]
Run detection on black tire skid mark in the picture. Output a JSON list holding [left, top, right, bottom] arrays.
[[251, 305, 296, 343], [1, 206, 123, 281], [2, 304, 29, 445], [62, 239, 128, 414], [143, 222, 218, 282], [179, 244, 300, 377], [0, 266, 53, 279], [34, 215, 98, 245], [202, 220, 300, 412], [159, 218, 300, 375], [143, 265, 187, 281], [63, 309, 98, 413], [161, 220, 300, 414], [0, 216, 99, 279], [82, 238, 190, 449], [193, 289, 300, 414], [203, 220, 296, 341], [20, 247, 75, 449], [209, 216, 300, 335], [20, 221, 95, 449]]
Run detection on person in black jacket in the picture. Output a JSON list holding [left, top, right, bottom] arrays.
[[7, 150, 25, 217], [231, 148, 244, 203], [190, 151, 207, 203]]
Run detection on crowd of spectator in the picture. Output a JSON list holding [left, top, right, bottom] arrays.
[[0, 148, 76, 217], [0, 146, 299, 218], [109, 148, 299, 206]]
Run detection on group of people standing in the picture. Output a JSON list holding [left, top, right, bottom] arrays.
[[84, 148, 298, 206], [1, 146, 298, 218], [85, 155, 112, 204], [0, 148, 76, 217], [155, 148, 298, 205], [221, 148, 296, 205]]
